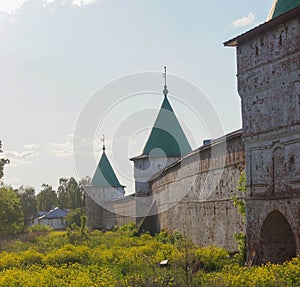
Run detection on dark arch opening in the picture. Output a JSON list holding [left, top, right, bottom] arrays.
[[260, 210, 296, 263]]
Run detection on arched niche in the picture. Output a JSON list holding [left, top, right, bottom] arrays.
[[260, 210, 296, 263]]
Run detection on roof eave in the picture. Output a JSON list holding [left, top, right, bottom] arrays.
[[224, 6, 300, 47]]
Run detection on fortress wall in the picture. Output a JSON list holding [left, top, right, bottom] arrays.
[[235, 11, 300, 263], [150, 130, 245, 250]]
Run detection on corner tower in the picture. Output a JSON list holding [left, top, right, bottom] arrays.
[[85, 138, 125, 230], [130, 67, 192, 197], [225, 3, 300, 263]]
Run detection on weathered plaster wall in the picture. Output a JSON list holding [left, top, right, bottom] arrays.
[[150, 130, 245, 250], [85, 187, 134, 230], [236, 13, 300, 263]]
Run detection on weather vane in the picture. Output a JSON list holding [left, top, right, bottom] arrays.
[[163, 66, 168, 97], [102, 134, 106, 151]]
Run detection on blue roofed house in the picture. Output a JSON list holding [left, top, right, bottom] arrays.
[[35, 207, 69, 230]]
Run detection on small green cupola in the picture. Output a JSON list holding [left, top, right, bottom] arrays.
[[268, 0, 299, 20], [141, 67, 192, 158], [91, 139, 123, 187]]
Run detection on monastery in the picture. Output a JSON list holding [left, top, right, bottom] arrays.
[[85, 0, 300, 264]]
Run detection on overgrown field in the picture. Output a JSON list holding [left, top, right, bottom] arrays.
[[0, 224, 299, 287]]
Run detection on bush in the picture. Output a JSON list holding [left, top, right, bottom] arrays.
[[43, 244, 90, 266], [27, 225, 53, 233], [195, 246, 230, 272]]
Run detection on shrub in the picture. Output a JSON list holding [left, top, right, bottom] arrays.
[[43, 244, 90, 266], [195, 246, 230, 272], [27, 225, 53, 233]]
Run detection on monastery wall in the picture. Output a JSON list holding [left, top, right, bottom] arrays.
[[235, 11, 300, 263], [150, 130, 246, 250]]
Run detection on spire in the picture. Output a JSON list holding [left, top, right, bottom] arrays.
[[91, 140, 123, 187], [102, 134, 106, 151], [267, 0, 299, 20], [139, 68, 192, 158], [162, 66, 168, 97]]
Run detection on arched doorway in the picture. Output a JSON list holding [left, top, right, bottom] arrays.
[[260, 210, 296, 263]]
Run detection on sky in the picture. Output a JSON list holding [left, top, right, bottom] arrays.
[[0, 0, 274, 194]]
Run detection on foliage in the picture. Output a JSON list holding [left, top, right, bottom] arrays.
[[27, 224, 53, 233], [232, 172, 247, 221], [0, 141, 9, 180], [0, 185, 24, 236], [66, 214, 89, 244], [36, 184, 57, 211], [232, 172, 247, 265], [233, 233, 247, 265], [57, 177, 85, 210], [0, 228, 299, 287], [65, 208, 85, 227], [195, 246, 230, 272], [16, 186, 37, 224]]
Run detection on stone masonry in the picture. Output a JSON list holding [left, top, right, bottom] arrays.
[[225, 7, 300, 263], [149, 130, 245, 251]]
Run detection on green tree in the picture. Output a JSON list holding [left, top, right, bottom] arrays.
[[36, 184, 57, 211], [0, 185, 24, 236], [16, 186, 37, 225], [57, 177, 85, 209], [0, 141, 9, 180], [65, 208, 85, 227]]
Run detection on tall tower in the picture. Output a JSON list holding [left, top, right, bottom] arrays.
[[85, 137, 125, 230], [130, 67, 192, 197], [225, 2, 300, 263]]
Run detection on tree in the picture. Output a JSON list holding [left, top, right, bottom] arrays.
[[16, 186, 37, 225], [0, 185, 24, 236], [0, 141, 9, 180], [57, 177, 85, 209], [65, 208, 85, 227], [36, 184, 57, 211]]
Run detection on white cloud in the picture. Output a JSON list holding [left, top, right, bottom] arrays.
[[46, 135, 73, 157], [71, 0, 97, 7], [24, 143, 40, 149], [0, 0, 27, 14], [3, 150, 39, 166], [230, 12, 255, 28], [0, 0, 97, 13]]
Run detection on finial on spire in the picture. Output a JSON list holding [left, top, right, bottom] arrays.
[[102, 134, 106, 152], [163, 66, 168, 97]]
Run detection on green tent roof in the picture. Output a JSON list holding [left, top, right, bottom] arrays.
[[91, 150, 123, 187], [269, 0, 299, 19], [142, 95, 192, 157]]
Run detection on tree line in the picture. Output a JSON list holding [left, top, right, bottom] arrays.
[[0, 140, 89, 236]]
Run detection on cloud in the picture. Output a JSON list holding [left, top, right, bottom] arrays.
[[3, 150, 39, 166], [24, 143, 40, 149], [46, 135, 73, 157], [230, 12, 255, 28], [0, 0, 97, 13], [71, 0, 97, 7], [0, 0, 27, 14]]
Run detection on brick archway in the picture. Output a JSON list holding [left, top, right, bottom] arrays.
[[259, 210, 296, 263]]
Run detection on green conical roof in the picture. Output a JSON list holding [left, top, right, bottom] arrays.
[[91, 149, 123, 187], [268, 0, 299, 19], [142, 95, 192, 157]]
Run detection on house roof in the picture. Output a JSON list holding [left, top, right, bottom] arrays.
[[132, 95, 192, 159], [39, 207, 68, 219], [268, 0, 300, 20], [91, 149, 123, 187]]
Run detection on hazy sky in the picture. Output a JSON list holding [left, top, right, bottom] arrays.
[[1, 0, 274, 193]]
